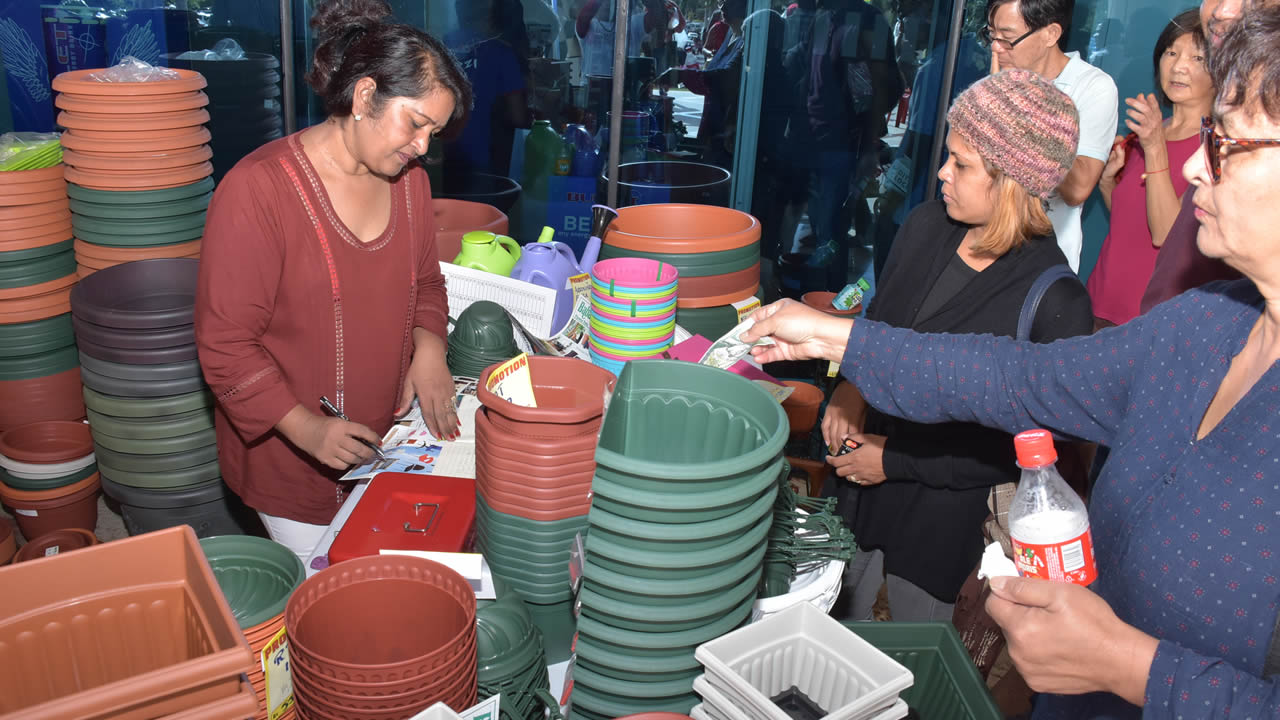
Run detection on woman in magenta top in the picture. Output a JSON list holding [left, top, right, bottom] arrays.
[[1086, 9, 1213, 328]]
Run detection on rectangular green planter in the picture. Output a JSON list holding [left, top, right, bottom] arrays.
[[841, 621, 1001, 720]]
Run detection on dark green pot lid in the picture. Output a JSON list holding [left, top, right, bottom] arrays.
[[0, 250, 75, 290], [91, 425, 216, 455], [85, 407, 213, 441], [0, 312, 75, 359], [71, 210, 206, 236], [82, 386, 213, 418], [66, 177, 215, 205], [97, 455, 220, 489], [72, 224, 204, 248], [80, 365, 205, 398], [93, 441, 218, 473], [69, 192, 212, 220], [0, 344, 79, 381], [0, 238, 74, 264], [199, 535, 306, 630], [0, 461, 98, 492]]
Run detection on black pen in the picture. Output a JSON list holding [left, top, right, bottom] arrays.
[[318, 395, 388, 461]]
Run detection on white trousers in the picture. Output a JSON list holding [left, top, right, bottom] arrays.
[[257, 512, 328, 566]]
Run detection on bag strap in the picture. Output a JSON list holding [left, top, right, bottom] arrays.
[[1017, 264, 1077, 342]]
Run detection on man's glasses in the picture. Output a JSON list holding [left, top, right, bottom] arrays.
[[978, 25, 1037, 49], [1200, 116, 1280, 184]]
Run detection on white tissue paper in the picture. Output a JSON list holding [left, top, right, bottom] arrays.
[[977, 541, 1019, 580]]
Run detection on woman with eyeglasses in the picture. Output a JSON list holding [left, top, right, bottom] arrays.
[[1086, 10, 1215, 330], [740, 7, 1280, 717]]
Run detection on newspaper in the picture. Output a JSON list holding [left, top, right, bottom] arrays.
[[338, 377, 481, 481], [484, 353, 537, 407], [509, 273, 593, 361]]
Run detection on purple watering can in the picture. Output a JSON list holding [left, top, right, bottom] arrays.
[[511, 205, 618, 334]]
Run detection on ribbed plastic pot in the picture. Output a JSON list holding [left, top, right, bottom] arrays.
[[569, 679, 699, 718], [12, 527, 99, 563], [583, 514, 771, 581], [478, 449, 596, 480], [477, 356, 613, 438], [100, 474, 257, 539], [79, 353, 202, 382], [0, 471, 100, 538], [92, 425, 216, 456], [477, 485, 590, 522], [290, 632, 476, 699], [574, 631, 701, 677], [434, 199, 508, 263], [476, 469, 592, 505], [580, 542, 767, 609], [66, 177, 214, 205], [199, 535, 305, 630], [285, 554, 477, 680], [577, 566, 761, 634], [82, 385, 212, 418], [0, 367, 86, 432], [75, 337, 198, 365], [71, 315, 194, 349], [585, 486, 777, 554], [80, 365, 205, 396], [97, 455, 221, 490], [84, 406, 212, 440], [0, 419, 92, 463], [0, 313, 74, 359]]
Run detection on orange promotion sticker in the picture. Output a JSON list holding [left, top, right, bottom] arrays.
[[1012, 527, 1097, 586]]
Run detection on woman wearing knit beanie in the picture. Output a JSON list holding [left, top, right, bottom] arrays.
[[815, 68, 1094, 624]]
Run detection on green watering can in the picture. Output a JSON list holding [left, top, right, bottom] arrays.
[[452, 231, 522, 277]]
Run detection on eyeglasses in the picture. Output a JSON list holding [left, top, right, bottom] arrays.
[[979, 25, 1037, 49], [1199, 116, 1280, 184]]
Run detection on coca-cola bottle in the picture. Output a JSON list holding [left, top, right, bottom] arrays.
[[1008, 429, 1097, 585]]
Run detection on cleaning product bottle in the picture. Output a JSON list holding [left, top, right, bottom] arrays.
[[1008, 429, 1097, 586]]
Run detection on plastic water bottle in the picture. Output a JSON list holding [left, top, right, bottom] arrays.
[[1008, 429, 1097, 586]]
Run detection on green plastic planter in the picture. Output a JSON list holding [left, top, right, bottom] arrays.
[[569, 681, 699, 718], [93, 442, 219, 473], [522, 597, 575, 664], [583, 512, 771, 580], [67, 177, 215, 205], [82, 386, 213, 418], [90, 426, 216, 455], [69, 192, 212, 220], [577, 567, 760, 634], [0, 344, 79, 381], [598, 241, 759, 279], [580, 543, 766, 608], [78, 354, 202, 382], [589, 459, 783, 523], [97, 455, 221, 489], [70, 210, 207, 236], [84, 407, 213, 440], [843, 622, 1002, 720], [0, 238, 74, 264], [200, 535, 306, 630], [80, 366, 206, 398], [675, 305, 741, 342], [0, 313, 74, 359], [72, 225, 204, 248], [586, 488, 775, 552], [595, 360, 786, 480], [574, 632, 702, 677]]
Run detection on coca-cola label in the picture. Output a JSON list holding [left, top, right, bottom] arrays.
[[1012, 526, 1097, 586]]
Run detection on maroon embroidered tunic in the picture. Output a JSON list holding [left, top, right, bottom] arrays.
[[195, 133, 448, 524]]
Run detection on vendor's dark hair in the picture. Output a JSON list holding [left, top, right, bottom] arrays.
[[1211, 3, 1280, 122], [1153, 9, 1208, 107], [306, 0, 474, 139], [986, 0, 1075, 51]]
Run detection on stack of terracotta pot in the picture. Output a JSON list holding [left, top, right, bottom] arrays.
[[285, 554, 479, 719], [12, 527, 99, 563], [0, 164, 85, 430], [51, 67, 212, 276], [473, 356, 614, 664], [201, 535, 307, 720], [601, 204, 762, 341], [0, 420, 101, 543]]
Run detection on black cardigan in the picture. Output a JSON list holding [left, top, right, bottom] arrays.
[[827, 200, 1094, 603]]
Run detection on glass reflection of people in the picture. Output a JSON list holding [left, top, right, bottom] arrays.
[[746, 9, 1280, 715], [985, 0, 1119, 272], [822, 69, 1092, 624], [806, 0, 903, 291], [195, 0, 473, 562], [445, 0, 532, 179], [1087, 10, 1214, 330]]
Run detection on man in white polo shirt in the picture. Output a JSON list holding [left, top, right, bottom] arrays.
[[985, 0, 1117, 271]]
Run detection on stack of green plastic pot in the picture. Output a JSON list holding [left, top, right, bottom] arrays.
[[476, 587, 564, 720], [570, 360, 788, 720], [447, 300, 520, 378]]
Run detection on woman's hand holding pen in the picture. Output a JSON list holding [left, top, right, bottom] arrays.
[[276, 405, 382, 470]]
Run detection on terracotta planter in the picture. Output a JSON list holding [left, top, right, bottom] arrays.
[[0, 165, 64, 187], [55, 90, 209, 115], [606, 205, 760, 254], [61, 127, 212, 154], [52, 67, 208, 95], [3, 178, 66, 195], [0, 470, 100, 538], [0, 517, 13, 565], [477, 356, 613, 438], [0, 187, 67, 207], [0, 198, 68, 222], [0, 420, 92, 463], [0, 366, 85, 431], [0, 272, 77, 302], [477, 484, 591, 521], [0, 228, 74, 256], [13, 527, 99, 563], [64, 162, 214, 192], [285, 555, 476, 680], [801, 291, 860, 317], [65, 125, 206, 141], [62, 146, 212, 172], [0, 209, 71, 233], [57, 108, 211, 132], [433, 199, 507, 264], [780, 381, 824, 435]]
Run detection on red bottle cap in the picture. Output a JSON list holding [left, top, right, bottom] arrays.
[[1014, 429, 1057, 467]]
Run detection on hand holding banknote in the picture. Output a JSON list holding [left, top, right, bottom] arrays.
[[742, 299, 854, 364], [698, 317, 775, 370]]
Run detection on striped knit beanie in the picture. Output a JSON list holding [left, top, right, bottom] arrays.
[[947, 69, 1079, 200]]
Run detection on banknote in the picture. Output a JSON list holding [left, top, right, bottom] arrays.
[[698, 318, 774, 370]]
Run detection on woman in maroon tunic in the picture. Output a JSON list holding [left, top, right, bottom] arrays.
[[194, 0, 474, 559]]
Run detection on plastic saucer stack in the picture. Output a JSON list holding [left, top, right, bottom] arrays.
[[588, 258, 678, 376], [51, 67, 212, 275]]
